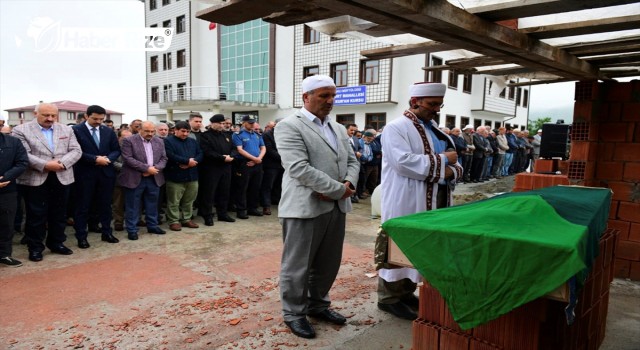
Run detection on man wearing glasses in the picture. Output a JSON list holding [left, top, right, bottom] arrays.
[[376, 82, 463, 320]]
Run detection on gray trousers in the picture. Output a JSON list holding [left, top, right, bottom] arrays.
[[279, 204, 345, 321]]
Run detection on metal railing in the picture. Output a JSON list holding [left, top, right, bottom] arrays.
[[161, 86, 276, 105]]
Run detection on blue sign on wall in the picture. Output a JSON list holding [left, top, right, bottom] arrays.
[[334, 86, 367, 106]]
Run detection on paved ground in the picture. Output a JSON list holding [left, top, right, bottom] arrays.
[[1, 178, 638, 349]]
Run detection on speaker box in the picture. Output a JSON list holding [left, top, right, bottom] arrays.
[[540, 123, 570, 159]]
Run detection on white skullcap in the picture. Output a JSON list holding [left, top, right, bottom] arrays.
[[537, 129, 542, 133], [409, 82, 446, 98], [463, 125, 474, 131], [302, 75, 336, 93]]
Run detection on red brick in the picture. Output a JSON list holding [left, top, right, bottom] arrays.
[[597, 143, 615, 161], [413, 319, 440, 350], [606, 181, 636, 202], [551, 175, 570, 186], [609, 201, 619, 220], [597, 122, 630, 142], [630, 261, 640, 281], [635, 122, 640, 142], [618, 201, 640, 223], [575, 81, 601, 101], [557, 160, 569, 174], [616, 240, 640, 261], [622, 102, 640, 121], [515, 173, 534, 190], [606, 102, 623, 122], [613, 143, 640, 162], [629, 223, 640, 243], [608, 219, 630, 240], [534, 159, 556, 173], [440, 328, 471, 350], [596, 161, 624, 180], [613, 258, 631, 278], [604, 82, 633, 102], [573, 101, 600, 122], [570, 141, 597, 161], [495, 19, 518, 30], [623, 162, 640, 181]]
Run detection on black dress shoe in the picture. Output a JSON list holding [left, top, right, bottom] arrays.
[[147, 227, 166, 235], [49, 245, 73, 255], [218, 215, 236, 222], [236, 211, 249, 220], [204, 217, 214, 226], [247, 209, 263, 216], [78, 238, 91, 249], [101, 233, 120, 243], [128, 232, 139, 240], [401, 295, 419, 311], [28, 251, 43, 262], [284, 318, 315, 339], [377, 302, 417, 320], [309, 309, 346, 325]]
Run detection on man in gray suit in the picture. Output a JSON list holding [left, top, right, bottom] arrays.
[[275, 75, 359, 339], [12, 103, 82, 262]]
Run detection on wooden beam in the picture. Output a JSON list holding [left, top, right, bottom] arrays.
[[519, 15, 640, 39], [445, 56, 507, 68], [477, 67, 535, 76], [312, 0, 599, 79], [562, 36, 640, 56], [585, 52, 640, 65], [361, 41, 454, 59], [507, 78, 576, 87], [467, 0, 639, 22]]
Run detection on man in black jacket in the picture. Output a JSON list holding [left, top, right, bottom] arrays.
[[0, 131, 29, 267], [198, 114, 236, 225], [260, 118, 284, 215]]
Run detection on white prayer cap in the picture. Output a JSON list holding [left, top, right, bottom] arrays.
[[463, 125, 474, 131], [302, 75, 336, 93], [537, 129, 542, 133], [409, 82, 446, 98]]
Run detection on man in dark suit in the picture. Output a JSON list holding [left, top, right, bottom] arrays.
[[12, 103, 82, 262], [346, 123, 361, 203], [119, 121, 168, 240], [259, 118, 284, 215], [72, 105, 121, 248]]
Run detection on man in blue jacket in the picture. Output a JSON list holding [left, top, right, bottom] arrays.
[[164, 121, 203, 231]]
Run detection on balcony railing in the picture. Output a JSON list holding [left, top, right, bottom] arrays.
[[161, 86, 276, 105]]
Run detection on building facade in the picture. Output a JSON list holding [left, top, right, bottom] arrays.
[[4, 100, 123, 126]]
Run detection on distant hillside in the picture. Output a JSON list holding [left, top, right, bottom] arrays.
[[529, 104, 574, 124]]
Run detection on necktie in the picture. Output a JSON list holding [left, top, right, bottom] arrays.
[[91, 127, 100, 147]]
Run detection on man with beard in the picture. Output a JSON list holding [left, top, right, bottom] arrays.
[[376, 82, 462, 320]]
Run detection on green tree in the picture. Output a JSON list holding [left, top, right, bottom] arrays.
[[527, 117, 552, 136]]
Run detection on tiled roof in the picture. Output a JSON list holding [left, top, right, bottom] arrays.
[[4, 100, 123, 115]]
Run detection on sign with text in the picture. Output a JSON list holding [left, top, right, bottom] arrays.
[[334, 86, 366, 105]]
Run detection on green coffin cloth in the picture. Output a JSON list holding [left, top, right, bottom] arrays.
[[383, 192, 595, 330]]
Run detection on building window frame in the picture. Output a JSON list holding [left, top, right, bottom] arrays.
[[177, 83, 186, 100], [163, 20, 171, 28], [445, 115, 456, 129], [149, 0, 157, 10], [150, 56, 158, 73], [523, 90, 529, 107], [336, 114, 355, 125], [163, 52, 172, 70], [508, 81, 516, 100], [330, 62, 348, 87], [360, 60, 379, 85], [429, 55, 443, 83], [462, 73, 472, 94], [461, 116, 470, 128], [303, 25, 320, 44], [177, 49, 186, 68], [448, 70, 458, 89], [162, 0, 170, 6], [151, 86, 159, 103], [176, 15, 186, 34], [303, 66, 319, 79], [365, 112, 386, 131]]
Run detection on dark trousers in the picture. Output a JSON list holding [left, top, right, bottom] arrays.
[[73, 174, 115, 240], [462, 154, 473, 181], [260, 167, 282, 208], [233, 162, 262, 212], [14, 191, 23, 232], [199, 165, 232, 218], [124, 177, 160, 233], [471, 156, 485, 181], [0, 192, 17, 257], [356, 165, 366, 196], [19, 173, 70, 253], [363, 164, 379, 195]]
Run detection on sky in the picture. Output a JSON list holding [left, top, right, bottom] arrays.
[[1, 0, 634, 124]]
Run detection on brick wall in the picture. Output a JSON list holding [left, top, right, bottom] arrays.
[[570, 81, 640, 280]]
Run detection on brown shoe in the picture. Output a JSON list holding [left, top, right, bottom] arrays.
[[263, 207, 271, 215], [114, 223, 124, 231], [181, 221, 199, 228], [169, 223, 182, 231]]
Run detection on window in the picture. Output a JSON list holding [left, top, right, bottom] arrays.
[[162, 0, 170, 5], [448, 70, 458, 89], [462, 74, 472, 93], [461, 116, 470, 128], [474, 119, 482, 129], [303, 25, 320, 44], [494, 121, 501, 128], [505, 123, 512, 129], [523, 90, 529, 107], [365, 113, 386, 131], [151, 87, 159, 103], [516, 88, 522, 105], [149, 0, 157, 10], [163, 84, 171, 102], [150, 56, 158, 73], [177, 49, 186, 67], [360, 60, 379, 84], [499, 86, 506, 98], [508, 82, 515, 100], [67, 112, 76, 121], [177, 83, 186, 100], [303, 66, 319, 79], [163, 20, 171, 28], [331, 62, 348, 87], [485, 120, 492, 127], [163, 52, 172, 70], [336, 114, 355, 125], [150, 24, 157, 28], [429, 56, 443, 83], [177, 15, 186, 34], [445, 115, 456, 129]]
